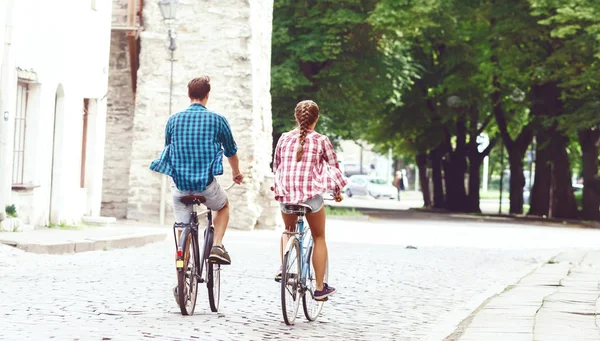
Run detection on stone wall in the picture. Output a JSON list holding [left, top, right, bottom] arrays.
[[125, 0, 277, 229], [101, 30, 135, 219]]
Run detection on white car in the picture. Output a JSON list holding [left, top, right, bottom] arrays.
[[345, 175, 397, 199]]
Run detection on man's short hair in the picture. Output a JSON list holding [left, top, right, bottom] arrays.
[[188, 76, 211, 100]]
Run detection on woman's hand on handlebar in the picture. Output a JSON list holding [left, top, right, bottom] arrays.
[[334, 186, 343, 202], [324, 188, 343, 202]]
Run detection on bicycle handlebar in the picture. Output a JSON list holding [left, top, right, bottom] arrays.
[[324, 194, 343, 202]]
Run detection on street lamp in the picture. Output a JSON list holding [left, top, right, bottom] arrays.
[[158, 0, 178, 22], [158, 0, 179, 225]]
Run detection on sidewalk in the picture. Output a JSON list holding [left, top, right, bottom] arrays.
[[0, 220, 169, 254], [446, 250, 600, 340]]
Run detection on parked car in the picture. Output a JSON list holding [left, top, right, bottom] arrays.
[[345, 175, 397, 199]]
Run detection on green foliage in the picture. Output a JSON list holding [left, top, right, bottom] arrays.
[[573, 190, 583, 211], [5, 205, 17, 218], [270, 0, 600, 216], [529, 0, 600, 132], [271, 0, 391, 140]]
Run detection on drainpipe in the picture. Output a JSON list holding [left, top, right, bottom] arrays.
[[0, 0, 15, 222]]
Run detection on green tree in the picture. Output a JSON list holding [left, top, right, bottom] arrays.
[[271, 0, 388, 144], [527, 0, 600, 219], [368, 0, 497, 212]]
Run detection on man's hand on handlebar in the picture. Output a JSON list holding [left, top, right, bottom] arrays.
[[233, 173, 244, 185]]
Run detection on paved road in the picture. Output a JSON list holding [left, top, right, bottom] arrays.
[[1, 219, 600, 340]]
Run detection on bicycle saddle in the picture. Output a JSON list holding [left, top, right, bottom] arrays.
[[180, 195, 206, 205], [283, 203, 313, 213]]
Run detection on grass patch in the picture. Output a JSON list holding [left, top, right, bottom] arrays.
[[325, 206, 363, 216], [479, 190, 501, 200], [48, 221, 81, 229]]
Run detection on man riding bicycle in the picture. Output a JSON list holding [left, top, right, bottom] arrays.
[[150, 76, 244, 265]]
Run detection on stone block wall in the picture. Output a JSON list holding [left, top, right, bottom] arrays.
[[101, 30, 135, 219], [124, 0, 277, 229]]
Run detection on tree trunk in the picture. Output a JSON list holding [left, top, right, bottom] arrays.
[[430, 148, 445, 209], [529, 132, 551, 216], [508, 153, 526, 214], [579, 129, 600, 220], [416, 152, 432, 208], [443, 155, 469, 212], [528, 81, 560, 217], [549, 133, 578, 219], [444, 119, 469, 212], [467, 155, 483, 213], [491, 76, 533, 215]]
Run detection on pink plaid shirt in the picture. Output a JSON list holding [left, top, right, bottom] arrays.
[[272, 129, 348, 204]]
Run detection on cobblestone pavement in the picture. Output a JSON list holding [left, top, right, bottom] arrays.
[[2, 219, 600, 340]]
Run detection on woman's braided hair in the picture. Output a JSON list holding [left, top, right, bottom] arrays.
[[294, 100, 320, 162]]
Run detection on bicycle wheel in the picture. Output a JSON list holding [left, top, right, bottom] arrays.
[[302, 245, 328, 321], [177, 232, 199, 315], [207, 261, 220, 312], [281, 237, 301, 325]]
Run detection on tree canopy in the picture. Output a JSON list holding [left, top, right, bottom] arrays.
[[271, 0, 600, 219]]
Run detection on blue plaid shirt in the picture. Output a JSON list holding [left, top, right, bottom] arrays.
[[150, 104, 238, 192]]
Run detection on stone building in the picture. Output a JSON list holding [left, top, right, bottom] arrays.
[[0, 0, 112, 228], [104, 0, 279, 230]]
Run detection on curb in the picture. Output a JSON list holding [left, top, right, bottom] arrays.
[[408, 208, 600, 229], [0, 232, 168, 255]]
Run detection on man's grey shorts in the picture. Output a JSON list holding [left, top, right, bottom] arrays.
[[172, 179, 227, 223], [280, 195, 324, 214]]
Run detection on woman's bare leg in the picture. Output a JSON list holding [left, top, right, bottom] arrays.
[[280, 212, 298, 263], [305, 208, 327, 291]]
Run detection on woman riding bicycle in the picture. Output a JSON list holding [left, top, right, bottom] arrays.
[[271, 100, 348, 301]]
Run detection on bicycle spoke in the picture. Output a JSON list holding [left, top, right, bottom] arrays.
[[281, 238, 301, 325], [177, 233, 199, 316]]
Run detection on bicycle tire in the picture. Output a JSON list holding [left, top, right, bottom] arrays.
[[202, 227, 213, 263], [207, 261, 220, 312], [177, 231, 199, 315], [281, 237, 301, 325], [302, 245, 328, 321]]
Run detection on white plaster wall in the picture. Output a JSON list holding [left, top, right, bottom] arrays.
[[2, 0, 112, 226]]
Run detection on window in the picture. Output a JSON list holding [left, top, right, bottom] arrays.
[[12, 82, 28, 184]]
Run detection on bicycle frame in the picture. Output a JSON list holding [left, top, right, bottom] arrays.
[[298, 217, 314, 289], [282, 210, 314, 292], [174, 206, 213, 284]]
